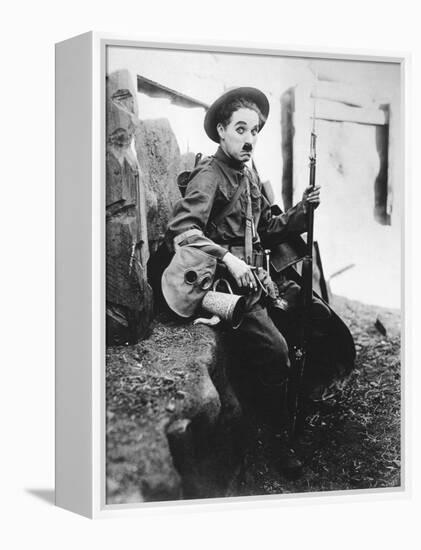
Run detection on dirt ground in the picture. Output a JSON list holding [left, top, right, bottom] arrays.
[[106, 294, 401, 501], [106, 318, 234, 502], [232, 295, 401, 496]]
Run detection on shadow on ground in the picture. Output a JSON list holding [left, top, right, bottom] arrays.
[[26, 489, 55, 505]]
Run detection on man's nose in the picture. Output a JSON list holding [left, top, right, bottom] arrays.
[[244, 130, 256, 143]]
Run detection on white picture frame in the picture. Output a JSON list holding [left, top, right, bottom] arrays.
[[55, 32, 408, 518]]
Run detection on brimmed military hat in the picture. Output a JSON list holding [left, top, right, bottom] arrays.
[[204, 86, 270, 143], [161, 245, 217, 318]]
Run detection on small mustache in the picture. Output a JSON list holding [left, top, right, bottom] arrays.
[[242, 143, 253, 152]]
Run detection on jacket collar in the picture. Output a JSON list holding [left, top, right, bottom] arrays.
[[214, 146, 245, 173]]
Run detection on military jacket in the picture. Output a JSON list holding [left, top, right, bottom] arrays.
[[167, 147, 308, 259]]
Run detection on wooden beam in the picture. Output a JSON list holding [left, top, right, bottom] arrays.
[[313, 98, 388, 126], [311, 81, 377, 108], [137, 74, 209, 110]]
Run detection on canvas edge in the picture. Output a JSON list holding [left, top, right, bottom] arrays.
[[54, 32, 409, 519], [55, 30, 95, 518]]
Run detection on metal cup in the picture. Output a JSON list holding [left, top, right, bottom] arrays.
[[201, 279, 246, 329]]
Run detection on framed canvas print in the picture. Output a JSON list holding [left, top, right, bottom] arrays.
[[55, 32, 407, 518]]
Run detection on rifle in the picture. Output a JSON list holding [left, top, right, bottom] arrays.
[[289, 113, 317, 439]]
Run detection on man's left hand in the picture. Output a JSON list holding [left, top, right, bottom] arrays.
[[302, 185, 321, 212]]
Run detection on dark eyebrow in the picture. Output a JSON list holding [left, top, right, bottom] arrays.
[[234, 121, 259, 129]]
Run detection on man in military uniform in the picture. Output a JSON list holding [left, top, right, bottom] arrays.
[[163, 87, 353, 477]]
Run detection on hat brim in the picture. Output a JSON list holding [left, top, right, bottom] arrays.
[[204, 87, 270, 143]]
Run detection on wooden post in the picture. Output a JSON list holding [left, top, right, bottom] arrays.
[[106, 69, 154, 344]]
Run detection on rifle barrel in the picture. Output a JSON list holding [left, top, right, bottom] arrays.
[[289, 130, 317, 439]]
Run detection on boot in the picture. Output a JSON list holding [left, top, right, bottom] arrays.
[[257, 382, 304, 480], [279, 383, 304, 479]]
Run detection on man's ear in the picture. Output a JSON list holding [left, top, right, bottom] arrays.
[[216, 122, 225, 141]]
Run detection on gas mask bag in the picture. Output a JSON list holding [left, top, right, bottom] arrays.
[[161, 245, 217, 318]]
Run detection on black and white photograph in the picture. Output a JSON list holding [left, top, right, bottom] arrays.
[[4, 0, 421, 542], [104, 44, 402, 505]]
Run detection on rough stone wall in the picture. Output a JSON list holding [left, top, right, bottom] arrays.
[[134, 118, 182, 256]]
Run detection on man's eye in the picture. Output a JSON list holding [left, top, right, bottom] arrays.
[[236, 127, 245, 134], [251, 129, 258, 136]]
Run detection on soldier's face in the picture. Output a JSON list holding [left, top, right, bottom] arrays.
[[217, 108, 259, 163]]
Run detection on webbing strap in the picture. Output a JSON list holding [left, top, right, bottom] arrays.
[[244, 175, 254, 266]]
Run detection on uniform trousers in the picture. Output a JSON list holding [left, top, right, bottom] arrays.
[[227, 290, 331, 429]]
